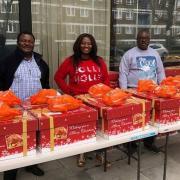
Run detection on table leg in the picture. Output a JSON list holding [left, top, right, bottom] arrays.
[[137, 140, 141, 180], [104, 148, 107, 172], [163, 133, 169, 180], [128, 142, 132, 165]]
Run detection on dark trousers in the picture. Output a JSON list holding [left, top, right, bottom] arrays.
[[144, 136, 155, 146], [4, 169, 18, 180], [124, 136, 155, 150], [3, 165, 38, 180]]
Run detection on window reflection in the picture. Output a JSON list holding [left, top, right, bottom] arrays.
[[0, 0, 19, 61], [110, 0, 180, 71]]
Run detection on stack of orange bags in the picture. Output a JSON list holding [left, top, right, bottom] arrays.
[[102, 88, 131, 106], [0, 90, 22, 121], [0, 90, 21, 106], [88, 83, 131, 106], [47, 94, 82, 112], [88, 83, 112, 98], [137, 79, 179, 98], [30, 89, 58, 105]]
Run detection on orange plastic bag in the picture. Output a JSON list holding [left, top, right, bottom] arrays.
[[154, 85, 177, 98], [47, 94, 82, 112], [0, 90, 21, 106], [160, 76, 180, 89], [88, 83, 112, 98], [48, 103, 68, 112], [0, 102, 22, 121], [30, 89, 58, 105], [137, 80, 157, 93], [102, 88, 131, 106]]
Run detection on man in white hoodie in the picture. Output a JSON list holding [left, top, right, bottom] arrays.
[[119, 29, 165, 152]]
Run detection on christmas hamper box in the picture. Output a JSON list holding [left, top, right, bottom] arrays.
[[108, 71, 119, 88], [165, 66, 180, 77], [126, 88, 180, 125], [28, 104, 98, 152], [76, 93, 152, 138], [0, 110, 38, 160]]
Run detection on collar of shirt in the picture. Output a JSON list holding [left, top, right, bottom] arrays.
[[22, 54, 35, 63]]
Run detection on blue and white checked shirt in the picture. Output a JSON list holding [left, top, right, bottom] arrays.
[[10, 55, 42, 100]]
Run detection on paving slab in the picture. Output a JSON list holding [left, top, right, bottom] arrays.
[[141, 158, 180, 180]]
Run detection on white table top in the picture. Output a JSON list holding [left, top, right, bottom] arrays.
[[0, 126, 158, 172]]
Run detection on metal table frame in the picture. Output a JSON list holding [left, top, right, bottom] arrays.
[[156, 121, 180, 180]]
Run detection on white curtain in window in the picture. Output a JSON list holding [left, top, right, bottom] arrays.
[[31, 0, 111, 88]]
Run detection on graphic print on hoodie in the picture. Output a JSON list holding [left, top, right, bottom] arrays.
[[136, 55, 157, 81]]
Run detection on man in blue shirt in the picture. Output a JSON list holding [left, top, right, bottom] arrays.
[[0, 32, 50, 180]]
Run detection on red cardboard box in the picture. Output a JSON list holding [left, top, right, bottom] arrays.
[[0, 111, 38, 160], [108, 71, 119, 88], [77, 94, 151, 136], [100, 114, 151, 136], [126, 89, 180, 124], [108, 71, 119, 81], [110, 81, 119, 88], [29, 104, 98, 152], [165, 66, 180, 77]]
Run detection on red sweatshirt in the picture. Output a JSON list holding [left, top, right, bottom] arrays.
[[54, 56, 110, 95]]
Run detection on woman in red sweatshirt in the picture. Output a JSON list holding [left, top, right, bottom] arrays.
[[54, 33, 110, 167], [54, 33, 109, 95]]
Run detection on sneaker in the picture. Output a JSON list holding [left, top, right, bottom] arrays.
[[96, 153, 111, 168], [25, 165, 44, 176], [77, 154, 86, 167]]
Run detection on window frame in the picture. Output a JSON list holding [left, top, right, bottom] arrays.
[[80, 8, 89, 17], [19, 0, 32, 32], [66, 7, 76, 17]]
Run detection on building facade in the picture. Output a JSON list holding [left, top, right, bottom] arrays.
[[0, 0, 180, 85]]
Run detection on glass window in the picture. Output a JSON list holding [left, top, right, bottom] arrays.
[[80, 24, 90, 33], [32, 0, 110, 87], [0, 0, 19, 61], [154, 28, 161, 35], [125, 26, 133, 34], [177, 12, 180, 21], [177, 0, 180, 7], [66, 7, 76, 16], [80, 8, 89, 17], [126, 10, 133, 20], [7, 21, 17, 33], [110, 0, 180, 71], [114, 9, 122, 19], [31, 4, 40, 14], [114, 0, 123, 4], [1, 1, 12, 13], [68, 24, 76, 34], [126, 0, 134, 5], [115, 26, 122, 34]]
